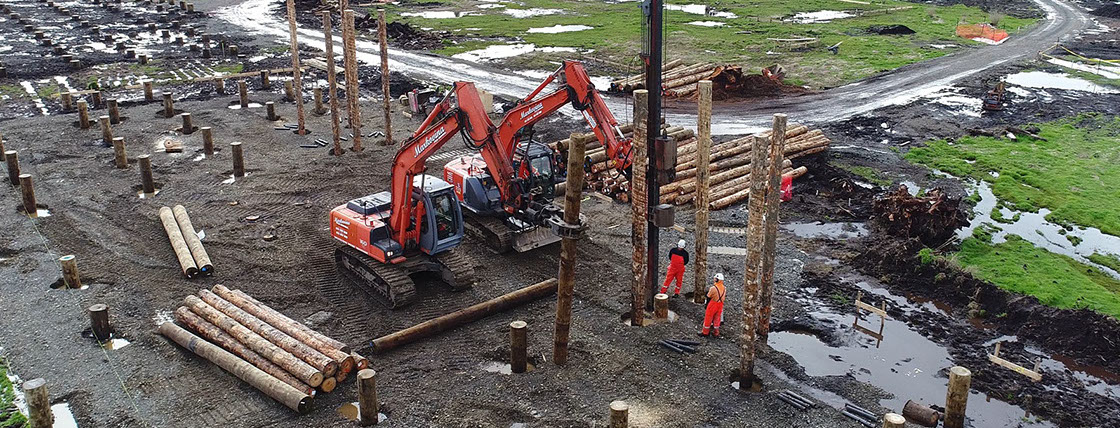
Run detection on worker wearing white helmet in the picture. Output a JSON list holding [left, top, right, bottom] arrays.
[[700, 272, 726, 337], [660, 239, 690, 297]]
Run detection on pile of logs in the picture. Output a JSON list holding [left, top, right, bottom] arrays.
[[160, 285, 366, 413], [551, 122, 830, 210], [158, 205, 213, 278], [609, 62, 789, 99], [659, 124, 829, 209]]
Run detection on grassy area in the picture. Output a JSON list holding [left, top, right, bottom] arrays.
[[0, 85, 25, 100], [381, 0, 1034, 87], [1090, 253, 1120, 273], [212, 63, 245, 75], [836, 163, 892, 186], [957, 234, 1120, 318], [906, 114, 1120, 236], [0, 358, 26, 428]]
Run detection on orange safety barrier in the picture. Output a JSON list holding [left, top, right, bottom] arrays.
[[956, 23, 1009, 42]]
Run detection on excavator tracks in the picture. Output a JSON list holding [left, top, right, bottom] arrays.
[[335, 246, 418, 309], [464, 213, 515, 254], [435, 248, 477, 291]]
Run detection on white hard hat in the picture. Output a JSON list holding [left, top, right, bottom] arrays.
[[677, 239, 686, 248], [715, 273, 724, 281]]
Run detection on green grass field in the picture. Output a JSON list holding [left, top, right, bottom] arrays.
[[0, 358, 26, 428], [378, 0, 1034, 88]]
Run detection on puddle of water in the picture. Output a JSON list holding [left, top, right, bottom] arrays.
[[1045, 57, 1120, 80], [789, 10, 855, 23], [782, 222, 868, 239], [19, 81, 49, 116], [502, 8, 564, 18], [103, 338, 130, 350], [686, 21, 726, 27], [666, 4, 737, 18], [401, 11, 478, 18], [959, 180, 1120, 279], [925, 89, 982, 118], [452, 44, 577, 63], [526, 24, 592, 34], [228, 102, 264, 110], [137, 189, 160, 199], [338, 402, 388, 422], [50, 402, 80, 428], [771, 278, 1057, 427], [477, 3, 505, 8], [1045, 354, 1120, 398], [1006, 71, 1119, 94], [970, 37, 1007, 45], [480, 361, 537, 374]]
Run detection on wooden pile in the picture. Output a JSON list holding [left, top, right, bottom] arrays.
[[609, 62, 779, 99], [550, 122, 830, 210], [160, 285, 367, 413], [158, 205, 213, 278]]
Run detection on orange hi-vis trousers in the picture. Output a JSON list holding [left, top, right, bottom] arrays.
[[702, 301, 724, 334], [660, 254, 686, 295]]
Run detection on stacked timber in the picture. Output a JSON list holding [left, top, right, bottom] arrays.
[[610, 63, 795, 100], [610, 61, 721, 96], [159, 285, 363, 413], [551, 121, 830, 210], [158, 205, 213, 278]]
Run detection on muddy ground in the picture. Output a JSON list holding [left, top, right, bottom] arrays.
[[1, 0, 1120, 427]]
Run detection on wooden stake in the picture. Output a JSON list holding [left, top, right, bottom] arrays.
[[510, 320, 527, 374], [159, 206, 197, 277], [231, 142, 245, 177], [609, 401, 629, 428], [322, 12, 343, 156], [239, 79, 249, 108], [107, 98, 120, 124], [693, 81, 712, 304], [285, 0, 306, 134], [139, 154, 156, 194], [378, 9, 392, 146], [553, 131, 586, 365], [944, 366, 971, 428], [162, 92, 174, 117], [77, 99, 90, 129], [739, 135, 769, 387], [201, 127, 214, 156], [260, 70, 271, 89], [158, 321, 313, 413], [372, 279, 558, 352], [358, 369, 378, 426], [757, 113, 786, 340], [5, 150, 19, 185], [112, 137, 127, 168], [143, 81, 153, 102], [313, 87, 325, 114], [0, 132, 4, 162], [265, 102, 278, 121], [172, 205, 212, 274], [61, 91, 73, 111], [342, 9, 362, 151], [630, 90, 648, 326], [19, 174, 37, 218], [100, 115, 113, 143], [180, 113, 194, 134], [654, 293, 668, 319], [173, 307, 316, 396], [22, 378, 52, 428], [89, 303, 111, 340], [882, 413, 905, 428], [60, 254, 81, 289]]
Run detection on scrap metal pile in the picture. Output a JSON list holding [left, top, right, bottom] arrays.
[[159, 285, 366, 413], [551, 122, 829, 210], [609, 61, 799, 100]]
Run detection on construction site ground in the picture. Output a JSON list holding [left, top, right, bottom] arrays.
[[2, 0, 1120, 427]]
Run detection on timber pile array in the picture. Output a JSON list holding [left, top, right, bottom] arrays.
[[551, 122, 829, 210], [609, 61, 784, 99], [159, 285, 368, 413], [158, 205, 213, 278]]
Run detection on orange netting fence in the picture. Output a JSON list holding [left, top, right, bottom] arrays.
[[955, 23, 1009, 42]]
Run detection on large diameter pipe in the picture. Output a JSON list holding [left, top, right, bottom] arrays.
[[371, 278, 559, 353], [172, 205, 213, 274], [159, 206, 198, 277], [158, 321, 312, 413]]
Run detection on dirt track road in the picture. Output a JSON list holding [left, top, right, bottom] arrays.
[[217, 0, 1095, 134]]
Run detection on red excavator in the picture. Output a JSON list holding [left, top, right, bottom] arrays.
[[442, 60, 631, 253]]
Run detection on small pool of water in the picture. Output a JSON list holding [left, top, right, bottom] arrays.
[[666, 4, 737, 18], [789, 10, 855, 23], [526, 24, 592, 34], [782, 222, 868, 239], [400, 11, 477, 19], [686, 21, 726, 27], [1005, 71, 1119, 94], [452, 44, 577, 62], [502, 8, 564, 18]]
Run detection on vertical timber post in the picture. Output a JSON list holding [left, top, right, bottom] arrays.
[[629, 89, 648, 326], [239, 80, 249, 108], [757, 113, 786, 340], [284, 0, 306, 134], [201, 127, 214, 156], [107, 98, 120, 124], [342, 9, 362, 151], [231, 142, 245, 178], [553, 132, 586, 365], [654, 293, 668, 319], [60, 255, 81, 289], [609, 401, 629, 428], [23, 378, 52, 428], [162, 92, 174, 118], [5, 151, 19, 185], [89, 303, 111, 340], [100, 115, 113, 144], [693, 80, 712, 304], [945, 366, 971, 428], [313, 87, 324, 114], [509, 320, 527, 374], [357, 369, 378, 426], [143, 81, 154, 102], [882, 413, 906, 428], [138, 154, 156, 194], [644, 0, 663, 311], [181, 112, 193, 134], [19, 174, 37, 218], [77, 100, 90, 129], [113, 137, 127, 168], [739, 135, 769, 388], [322, 12, 343, 156], [378, 9, 392, 145]]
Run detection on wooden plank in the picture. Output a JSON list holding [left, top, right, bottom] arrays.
[[855, 300, 887, 317], [988, 342, 1042, 382]]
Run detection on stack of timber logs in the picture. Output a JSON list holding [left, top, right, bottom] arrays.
[[550, 121, 829, 210], [160, 285, 363, 413], [609, 62, 782, 99], [158, 205, 213, 278]]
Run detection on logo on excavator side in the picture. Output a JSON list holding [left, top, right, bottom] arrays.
[[416, 127, 448, 156], [520, 102, 544, 120]]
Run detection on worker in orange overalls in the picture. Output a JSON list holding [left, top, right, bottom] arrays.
[[660, 239, 690, 297], [700, 273, 726, 337]]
